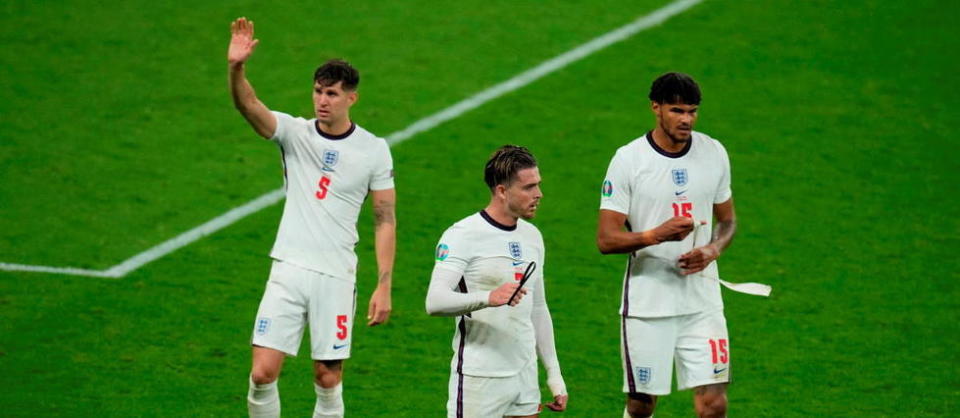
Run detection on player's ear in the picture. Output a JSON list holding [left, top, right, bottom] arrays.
[[495, 184, 507, 199], [651, 101, 660, 115], [348, 91, 358, 106]]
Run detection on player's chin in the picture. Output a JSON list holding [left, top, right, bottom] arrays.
[[521, 207, 538, 219]]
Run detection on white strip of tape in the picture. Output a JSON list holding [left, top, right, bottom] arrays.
[[691, 220, 772, 297]]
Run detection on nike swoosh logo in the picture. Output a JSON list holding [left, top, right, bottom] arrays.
[[512, 261, 524, 266], [675, 190, 687, 195], [333, 343, 349, 350], [713, 367, 727, 374]]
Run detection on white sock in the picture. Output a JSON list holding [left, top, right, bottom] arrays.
[[313, 382, 344, 418], [247, 376, 280, 418]]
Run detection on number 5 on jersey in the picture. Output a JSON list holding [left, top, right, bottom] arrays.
[[316, 176, 331, 200]]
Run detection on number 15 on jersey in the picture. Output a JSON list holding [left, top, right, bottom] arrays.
[[672, 202, 692, 218]]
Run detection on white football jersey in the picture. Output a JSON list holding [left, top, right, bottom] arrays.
[[434, 211, 545, 377], [268, 111, 394, 281], [600, 131, 732, 317]]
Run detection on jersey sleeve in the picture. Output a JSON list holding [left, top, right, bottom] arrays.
[[425, 264, 489, 316], [531, 259, 566, 396], [599, 149, 632, 215], [433, 223, 471, 275], [369, 140, 395, 191], [713, 139, 732, 204], [269, 111, 298, 145]]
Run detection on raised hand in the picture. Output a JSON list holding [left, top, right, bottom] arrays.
[[488, 282, 526, 307], [228, 17, 260, 67]]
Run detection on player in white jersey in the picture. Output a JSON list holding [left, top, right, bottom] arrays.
[[596, 73, 737, 418], [426, 146, 567, 417], [228, 18, 396, 418]]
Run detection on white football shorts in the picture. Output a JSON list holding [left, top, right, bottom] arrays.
[[621, 308, 730, 395], [447, 360, 540, 418], [251, 259, 356, 360]]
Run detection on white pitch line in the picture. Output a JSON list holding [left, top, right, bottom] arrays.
[[0, 0, 703, 278], [386, 0, 704, 146], [102, 188, 287, 278], [0, 262, 116, 278]]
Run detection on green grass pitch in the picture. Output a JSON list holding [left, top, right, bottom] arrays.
[[1, 0, 957, 416]]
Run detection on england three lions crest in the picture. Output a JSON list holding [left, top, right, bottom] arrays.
[[671, 168, 688, 186], [322, 149, 339, 172], [509, 242, 522, 259]]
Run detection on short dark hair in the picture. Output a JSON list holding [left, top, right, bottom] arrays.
[[648, 72, 701, 105], [484, 145, 537, 191], [314, 59, 359, 91]]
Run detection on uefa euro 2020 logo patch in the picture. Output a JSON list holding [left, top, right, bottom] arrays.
[[601, 180, 613, 197], [509, 242, 522, 259], [671, 168, 688, 186], [435, 243, 449, 261]]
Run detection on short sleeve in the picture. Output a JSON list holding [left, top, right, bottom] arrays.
[[369, 140, 395, 191], [434, 223, 471, 275], [713, 140, 732, 204], [599, 150, 632, 215], [270, 111, 297, 145]]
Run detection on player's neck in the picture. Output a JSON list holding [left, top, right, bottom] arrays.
[[483, 203, 519, 228], [651, 128, 686, 153], [317, 118, 353, 137]]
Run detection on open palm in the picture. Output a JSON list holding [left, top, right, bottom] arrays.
[[228, 17, 259, 65]]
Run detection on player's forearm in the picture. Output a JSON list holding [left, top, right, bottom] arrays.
[[425, 287, 490, 316], [228, 64, 274, 138], [708, 218, 736, 255], [229, 64, 257, 111], [597, 229, 657, 254], [426, 267, 490, 316], [373, 222, 396, 289], [533, 309, 560, 370], [532, 306, 566, 395]]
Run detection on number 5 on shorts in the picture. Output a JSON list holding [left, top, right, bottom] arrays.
[[336, 314, 348, 340]]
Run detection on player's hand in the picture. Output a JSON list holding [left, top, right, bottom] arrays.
[[545, 394, 568, 412], [367, 284, 391, 326], [678, 243, 720, 276], [650, 216, 697, 243], [228, 17, 260, 67], [488, 282, 525, 307]]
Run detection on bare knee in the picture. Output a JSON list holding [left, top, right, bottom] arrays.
[[626, 393, 656, 417], [250, 365, 280, 385], [250, 346, 285, 384], [694, 384, 727, 418], [314, 359, 343, 388]]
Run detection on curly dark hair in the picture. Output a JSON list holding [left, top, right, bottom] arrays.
[[314, 59, 359, 91], [649, 72, 701, 105]]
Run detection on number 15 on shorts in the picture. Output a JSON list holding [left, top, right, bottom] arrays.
[[709, 338, 729, 364]]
